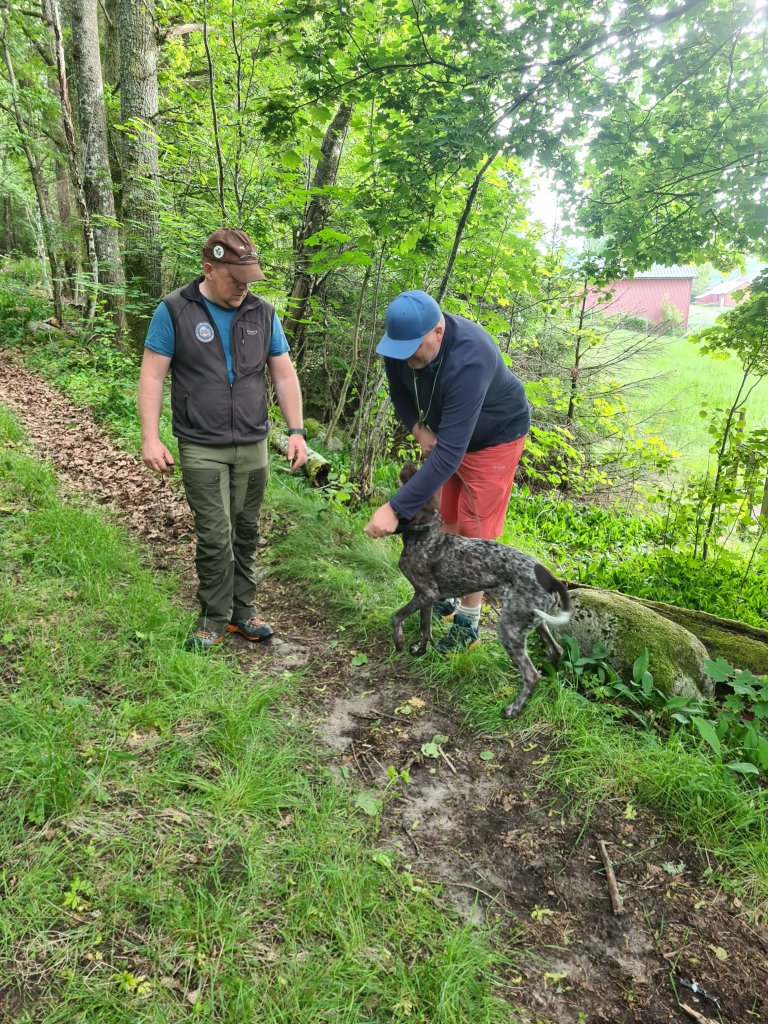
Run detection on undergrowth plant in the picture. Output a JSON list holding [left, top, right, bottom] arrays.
[[560, 638, 768, 780]]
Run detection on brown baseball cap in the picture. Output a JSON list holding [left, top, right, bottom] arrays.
[[202, 227, 266, 282]]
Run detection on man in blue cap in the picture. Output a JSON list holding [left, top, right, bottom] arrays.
[[364, 290, 530, 653]]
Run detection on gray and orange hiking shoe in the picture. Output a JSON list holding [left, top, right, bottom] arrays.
[[185, 627, 226, 652], [434, 614, 480, 654], [227, 615, 274, 642], [432, 597, 457, 621]]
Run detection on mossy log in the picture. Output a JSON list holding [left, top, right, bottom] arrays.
[[270, 431, 331, 487], [569, 583, 768, 676]]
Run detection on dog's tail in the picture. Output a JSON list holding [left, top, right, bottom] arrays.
[[534, 607, 572, 627], [533, 563, 571, 627]]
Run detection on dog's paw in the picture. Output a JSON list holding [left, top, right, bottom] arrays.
[[393, 631, 405, 652], [409, 640, 429, 657]]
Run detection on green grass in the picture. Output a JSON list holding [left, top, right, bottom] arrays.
[[0, 410, 513, 1023], [602, 322, 768, 476]]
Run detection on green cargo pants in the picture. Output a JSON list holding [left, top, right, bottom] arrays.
[[179, 439, 269, 631]]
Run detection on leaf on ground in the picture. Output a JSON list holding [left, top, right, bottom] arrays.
[[354, 790, 382, 816], [530, 906, 555, 921], [159, 808, 191, 825]]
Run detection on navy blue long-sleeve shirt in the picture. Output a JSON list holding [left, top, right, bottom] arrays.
[[386, 312, 530, 520]]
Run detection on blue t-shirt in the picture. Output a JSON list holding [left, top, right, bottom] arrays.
[[145, 299, 290, 385]]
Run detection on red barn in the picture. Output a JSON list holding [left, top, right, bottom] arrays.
[[584, 265, 697, 328], [695, 275, 751, 308]]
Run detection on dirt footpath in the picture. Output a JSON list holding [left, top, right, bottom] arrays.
[[1, 352, 766, 1024]]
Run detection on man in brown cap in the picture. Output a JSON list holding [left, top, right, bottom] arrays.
[[138, 227, 308, 650]]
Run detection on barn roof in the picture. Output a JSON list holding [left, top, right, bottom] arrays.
[[695, 275, 751, 299], [632, 264, 697, 280]]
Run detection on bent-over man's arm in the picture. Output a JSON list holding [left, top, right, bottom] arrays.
[[267, 353, 308, 469], [138, 349, 175, 472]]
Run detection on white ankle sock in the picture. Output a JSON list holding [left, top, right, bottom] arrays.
[[456, 602, 481, 629]]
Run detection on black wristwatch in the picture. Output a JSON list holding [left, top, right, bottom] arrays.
[[287, 427, 307, 438]]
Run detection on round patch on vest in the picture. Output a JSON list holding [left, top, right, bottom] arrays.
[[195, 321, 215, 343]]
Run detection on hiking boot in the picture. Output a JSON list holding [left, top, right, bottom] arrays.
[[434, 614, 480, 654], [432, 597, 457, 621], [185, 627, 226, 652], [226, 615, 274, 642]]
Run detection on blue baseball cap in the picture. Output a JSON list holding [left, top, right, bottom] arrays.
[[376, 290, 441, 359]]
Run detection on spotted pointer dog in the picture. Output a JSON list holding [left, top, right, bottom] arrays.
[[392, 463, 571, 719]]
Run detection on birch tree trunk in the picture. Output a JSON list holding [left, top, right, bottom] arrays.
[[283, 102, 352, 362], [117, 0, 161, 349], [64, 0, 126, 330]]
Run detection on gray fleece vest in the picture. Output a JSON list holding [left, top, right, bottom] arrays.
[[163, 278, 274, 445]]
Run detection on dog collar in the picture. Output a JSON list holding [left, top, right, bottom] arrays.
[[394, 521, 433, 534]]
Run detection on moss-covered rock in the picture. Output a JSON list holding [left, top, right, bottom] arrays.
[[567, 590, 713, 698], [636, 599, 768, 677]]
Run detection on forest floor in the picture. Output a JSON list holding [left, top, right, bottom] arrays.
[[1, 352, 767, 1024]]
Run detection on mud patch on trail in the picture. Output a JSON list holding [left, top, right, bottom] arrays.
[[317, 675, 768, 1024]]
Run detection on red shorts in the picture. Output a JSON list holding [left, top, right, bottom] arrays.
[[439, 437, 527, 540]]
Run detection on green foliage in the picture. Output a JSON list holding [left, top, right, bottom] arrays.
[[613, 312, 651, 332], [560, 638, 707, 733], [504, 488, 670, 569], [561, 641, 768, 780], [0, 257, 51, 344], [703, 659, 768, 777], [581, 547, 768, 629], [578, 4, 768, 267], [660, 294, 684, 333], [685, 273, 768, 559]]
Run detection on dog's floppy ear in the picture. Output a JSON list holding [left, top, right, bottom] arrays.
[[399, 461, 419, 485]]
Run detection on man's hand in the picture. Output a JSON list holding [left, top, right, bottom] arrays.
[[142, 439, 175, 473], [364, 502, 399, 538], [412, 422, 437, 457], [287, 434, 308, 469]]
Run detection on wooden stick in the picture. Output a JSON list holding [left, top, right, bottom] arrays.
[[597, 839, 624, 915], [680, 1003, 719, 1024]]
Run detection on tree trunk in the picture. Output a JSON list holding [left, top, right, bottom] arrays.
[[283, 102, 352, 360], [1, 32, 64, 324], [566, 280, 589, 425], [436, 150, 496, 303], [64, 0, 126, 331], [46, 0, 99, 316], [100, 0, 123, 218], [54, 156, 79, 298], [117, 0, 161, 350], [760, 471, 768, 521], [325, 266, 371, 445]]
